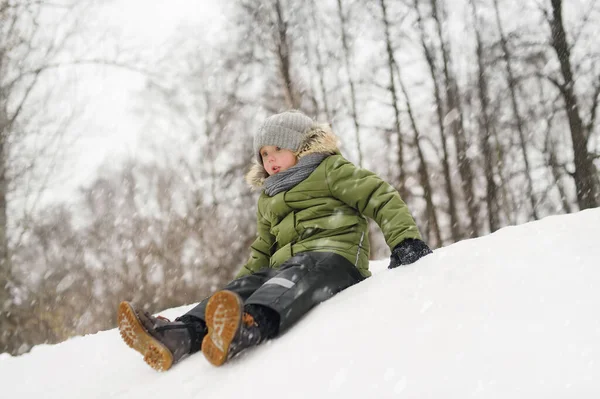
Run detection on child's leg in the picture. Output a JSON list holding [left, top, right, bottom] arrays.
[[244, 252, 364, 334], [176, 267, 279, 328], [201, 252, 364, 366], [117, 268, 279, 370], [117, 301, 203, 371]]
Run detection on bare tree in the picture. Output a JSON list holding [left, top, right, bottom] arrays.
[[307, 0, 333, 121], [375, 0, 441, 244], [412, 0, 463, 242], [1, 0, 170, 353], [398, 68, 443, 246], [470, 0, 501, 232], [492, 0, 540, 221], [378, 0, 409, 199], [336, 0, 363, 166], [237, 0, 307, 111], [429, 0, 479, 237], [0, 0, 90, 353], [544, 0, 599, 209]]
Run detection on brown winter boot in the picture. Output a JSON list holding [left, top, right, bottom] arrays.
[[117, 301, 195, 371], [201, 290, 262, 367]]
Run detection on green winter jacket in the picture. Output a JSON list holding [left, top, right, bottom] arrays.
[[237, 125, 422, 278]]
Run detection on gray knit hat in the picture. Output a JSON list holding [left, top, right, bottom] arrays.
[[254, 110, 315, 163]]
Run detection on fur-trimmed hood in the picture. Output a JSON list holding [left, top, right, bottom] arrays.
[[245, 123, 340, 189]]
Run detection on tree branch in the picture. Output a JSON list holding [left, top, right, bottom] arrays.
[[8, 69, 42, 127], [587, 75, 600, 138], [535, 71, 566, 95], [4, 59, 160, 94], [570, 0, 598, 50]]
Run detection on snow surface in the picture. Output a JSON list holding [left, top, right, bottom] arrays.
[[3, 209, 600, 398]]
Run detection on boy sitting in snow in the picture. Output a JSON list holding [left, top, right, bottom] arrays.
[[118, 110, 432, 371]]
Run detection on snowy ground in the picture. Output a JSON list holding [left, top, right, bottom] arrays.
[[3, 208, 600, 398]]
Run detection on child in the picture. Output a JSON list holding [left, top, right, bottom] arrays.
[[117, 110, 432, 371]]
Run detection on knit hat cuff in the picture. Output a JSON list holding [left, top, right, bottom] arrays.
[[257, 126, 304, 148]]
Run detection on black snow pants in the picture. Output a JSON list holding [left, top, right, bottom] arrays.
[[181, 251, 365, 335]]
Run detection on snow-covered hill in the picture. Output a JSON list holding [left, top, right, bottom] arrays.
[[3, 209, 600, 398]]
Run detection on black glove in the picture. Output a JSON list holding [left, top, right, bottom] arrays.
[[388, 238, 432, 269]]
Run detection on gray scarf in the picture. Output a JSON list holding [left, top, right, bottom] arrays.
[[264, 153, 329, 196]]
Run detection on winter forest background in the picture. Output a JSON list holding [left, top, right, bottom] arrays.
[[1, 0, 599, 355]]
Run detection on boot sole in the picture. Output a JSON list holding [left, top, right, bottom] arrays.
[[117, 301, 174, 371], [202, 290, 243, 367]]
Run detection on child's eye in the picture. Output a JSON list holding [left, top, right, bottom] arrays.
[[275, 147, 281, 151]]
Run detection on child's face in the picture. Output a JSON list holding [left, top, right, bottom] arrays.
[[260, 146, 298, 176]]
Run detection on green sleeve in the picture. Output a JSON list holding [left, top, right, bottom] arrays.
[[236, 200, 274, 278], [326, 156, 422, 249]]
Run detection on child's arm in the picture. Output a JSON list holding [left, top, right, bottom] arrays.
[[326, 156, 427, 258], [236, 203, 274, 278]]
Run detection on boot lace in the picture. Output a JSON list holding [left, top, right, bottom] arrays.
[[242, 312, 258, 328]]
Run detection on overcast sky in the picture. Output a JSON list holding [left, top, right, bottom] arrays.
[[48, 0, 226, 203]]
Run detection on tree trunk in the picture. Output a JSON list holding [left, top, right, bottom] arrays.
[[536, 73, 573, 214], [379, 0, 409, 200], [470, 0, 500, 233], [414, 0, 463, 242], [492, 0, 539, 221], [397, 67, 443, 246], [308, 0, 332, 121], [547, 136, 573, 214], [430, 0, 479, 237], [0, 109, 12, 353], [548, 0, 599, 209], [336, 0, 362, 166], [274, 0, 300, 109]]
